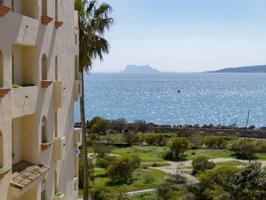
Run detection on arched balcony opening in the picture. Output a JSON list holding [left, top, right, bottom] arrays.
[[42, 54, 48, 80], [75, 55, 79, 80], [41, 117, 47, 143], [55, 0, 58, 21], [55, 56, 58, 80], [0, 50, 3, 88], [42, 0, 47, 16]]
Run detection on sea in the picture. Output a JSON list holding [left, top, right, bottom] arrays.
[[74, 73, 266, 128]]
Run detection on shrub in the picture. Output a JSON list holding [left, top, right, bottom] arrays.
[[107, 155, 140, 184], [192, 156, 215, 174], [231, 139, 258, 160], [96, 156, 115, 168], [203, 136, 227, 149], [93, 143, 111, 158]]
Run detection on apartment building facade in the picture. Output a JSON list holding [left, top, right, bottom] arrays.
[[0, 0, 81, 199]]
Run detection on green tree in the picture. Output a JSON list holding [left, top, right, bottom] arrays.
[[74, 1, 113, 199], [107, 155, 140, 183], [192, 156, 215, 175], [168, 137, 189, 160], [91, 118, 109, 134]]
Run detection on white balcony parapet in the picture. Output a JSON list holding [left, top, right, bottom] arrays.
[[12, 86, 38, 118], [74, 80, 81, 101], [73, 128, 82, 149], [53, 137, 66, 161]]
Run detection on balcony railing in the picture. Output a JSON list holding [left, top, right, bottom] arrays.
[[74, 80, 81, 101], [53, 137, 66, 161], [11, 86, 38, 118]]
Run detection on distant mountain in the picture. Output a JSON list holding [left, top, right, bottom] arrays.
[[121, 65, 160, 74], [209, 65, 266, 73]]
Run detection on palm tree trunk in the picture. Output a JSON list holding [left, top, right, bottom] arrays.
[[80, 71, 89, 200]]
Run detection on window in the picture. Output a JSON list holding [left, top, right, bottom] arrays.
[[0, 131, 3, 167], [55, 56, 58, 80], [0, 50, 3, 88], [55, 0, 58, 21], [75, 55, 79, 80], [42, 54, 48, 80], [42, 0, 47, 16], [41, 117, 47, 143]]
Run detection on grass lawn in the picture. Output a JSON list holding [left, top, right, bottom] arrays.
[[185, 149, 234, 160], [112, 146, 168, 162], [93, 167, 167, 192], [255, 153, 266, 160]]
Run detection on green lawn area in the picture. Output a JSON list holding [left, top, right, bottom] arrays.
[[112, 146, 168, 162], [185, 149, 234, 160], [255, 153, 266, 160], [93, 167, 167, 192]]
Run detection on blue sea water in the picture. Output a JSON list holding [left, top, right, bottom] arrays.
[[74, 73, 266, 127]]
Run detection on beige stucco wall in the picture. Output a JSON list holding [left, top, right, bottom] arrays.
[[0, 0, 80, 199]]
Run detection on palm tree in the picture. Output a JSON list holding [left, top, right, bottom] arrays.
[[74, 0, 113, 199]]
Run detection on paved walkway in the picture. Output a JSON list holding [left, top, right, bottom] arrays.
[[127, 188, 157, 196], [150, 158, 266, 185]]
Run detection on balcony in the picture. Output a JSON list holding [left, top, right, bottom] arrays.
[[73, 177, 78, 199], [53, 193, 64, 200], [73, 128, 82, 151], [54, 81, 62, 109], [74, 80, 81, 101], [73, 155, 79, 178], [11, 86, 38, 119], [53, 137, 66, 161], [74, 10, 79, 29], [10, 161, 48, 197], [0, 167, 10, 179]]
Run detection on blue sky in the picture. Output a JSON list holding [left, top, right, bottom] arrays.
[[93, 0, 266, 72]]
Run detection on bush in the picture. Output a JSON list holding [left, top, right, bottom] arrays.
[[96, 156, 115, 168], [203, 136, 227, 149], [107, 155, 140, 184], [93, 143, 111, 158], [231, 139, 258, 160], [192, 156, 215, 174], [90, 187, 129, 200]]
